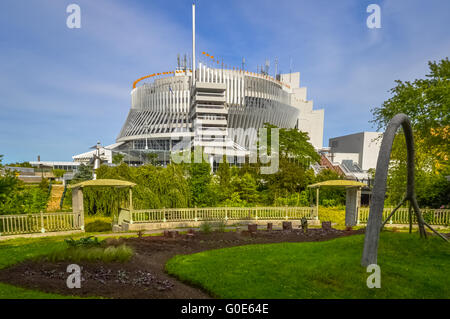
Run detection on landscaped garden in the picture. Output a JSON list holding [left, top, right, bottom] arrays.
[[0, 224, 448, 299]]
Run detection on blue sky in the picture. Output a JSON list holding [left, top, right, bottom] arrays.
[[0, 0, 449, 163]]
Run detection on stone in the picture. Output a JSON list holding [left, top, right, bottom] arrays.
[[322, 221, 332, 231], [267, 223, 273, 231], [163, 230, 170, 237], [301, 217, 308, 233], [282, 221, 292, 231], [248, 224, 257, 233]]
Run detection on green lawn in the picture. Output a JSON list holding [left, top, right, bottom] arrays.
[[0, 237, 74, 298], [166, 232, 450, 299]]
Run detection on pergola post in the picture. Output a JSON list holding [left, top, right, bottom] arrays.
[[316, 187, 320, 220], [72, 186, 85, 231], [345, 187, 360, 227]]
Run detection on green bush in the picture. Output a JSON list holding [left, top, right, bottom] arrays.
[[214, 220, 227, 232], [85, 217, 112, 233], [318, 206, 346, 225], [45, 244, 133, 263], [65, 236, 101, 248], [200, 221, 212, 234]]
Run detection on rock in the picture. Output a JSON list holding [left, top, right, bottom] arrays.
[[282, 221, 292, 231], [248, 224, 258, 233], [322, 221, 332, 231]]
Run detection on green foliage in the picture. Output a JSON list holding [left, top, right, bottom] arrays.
[[214, 220, 227, 232], [273, 191, 310, 207], [72, 164, 93, 183], [64, 236, 101, 248], [166, 233, 450, 298], [112, 153, 125, 165], [314, 169, 346, 206], [52, 169, 65, 178], [0, 164, 20, 206], [45, 244, 133, 263], [0, 184, 49, 215], [84, 218, 112, 232], [318, 206, 346, 225], [186, 151, 216, 207], [199, 221, 212, 234], [371, 58, 450, 207], [5, 161, 32, 168]]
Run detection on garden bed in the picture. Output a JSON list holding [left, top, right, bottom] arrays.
[[0, 227, 364, 299]]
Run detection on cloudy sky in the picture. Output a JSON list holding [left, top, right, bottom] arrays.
[[0, 0, 449, 163]]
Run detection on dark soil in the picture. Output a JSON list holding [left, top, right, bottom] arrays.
[[0, 227, 364, 299]]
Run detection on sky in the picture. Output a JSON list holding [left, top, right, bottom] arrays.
[[0, 0, 449, 163]]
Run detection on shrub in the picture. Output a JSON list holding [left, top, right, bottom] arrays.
[[45, 244, 133, 263], [85, 219, 112, 232], [318, 206, 346, 225], [200, 221, 212, 234], [65, 236, 101, 248], [214, 220, 227, 232]]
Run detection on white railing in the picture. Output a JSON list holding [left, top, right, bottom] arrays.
[[358, 208, 450, 226], [0, 212, 84, 236], [127, 206, 316, 224]]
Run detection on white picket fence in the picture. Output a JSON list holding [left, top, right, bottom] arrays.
[[358, 207, 450, 226], [121, 206, 317, 224], [0, 212, 84, 236]]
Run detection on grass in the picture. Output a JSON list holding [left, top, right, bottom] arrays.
[[0, 233, 129, 298], [166, 232, 450, 299], [44, 244, 133, 263], [0, 237, 76, 298]]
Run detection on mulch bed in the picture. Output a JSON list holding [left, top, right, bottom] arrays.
[[0, 226, 364, 299]]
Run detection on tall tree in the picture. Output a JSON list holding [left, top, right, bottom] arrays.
[[371, 58, 450, 207]]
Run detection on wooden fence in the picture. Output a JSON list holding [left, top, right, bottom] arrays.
[[123, 206, 317, 224], [0, 212, 84, 236], [358, 208, 450, 226]]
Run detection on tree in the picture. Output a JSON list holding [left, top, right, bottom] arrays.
[[231, 173, 259, 203], [72, 164, 93, 183], [259, 123, 320, 203], [0, 155, 19, 204], [52, 169, 65, 178], [371, 57, 449, 173], [216, 156, 232, 201], [146, 153, 158, 165], [112, 153, 125, 165], [371, 58, 450, 207]]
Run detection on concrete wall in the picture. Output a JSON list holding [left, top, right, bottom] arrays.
[[328, 132, 382, 171], [280, 72, 324, 149]]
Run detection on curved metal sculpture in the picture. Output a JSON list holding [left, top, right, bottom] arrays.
[[361, 114, 447, 267]]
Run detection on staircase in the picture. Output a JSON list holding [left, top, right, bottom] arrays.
[[47, 185, 65, 211]]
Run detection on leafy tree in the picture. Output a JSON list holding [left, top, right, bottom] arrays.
[[0, 155, 19, 205], [52, 169, 65, 178], [371, 58, 450, 207], [231, 173, 259, 203], [216, 156, 232, 201], [112, 153, 125, 165], [72, 164, 93, 183], [146, 152, 159, 165]]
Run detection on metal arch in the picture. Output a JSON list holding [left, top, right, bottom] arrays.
[[361, 113, 447, 267]]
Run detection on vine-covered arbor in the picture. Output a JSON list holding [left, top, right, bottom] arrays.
[[69, 179, 136, 230], [308, 180, 367, 227]]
